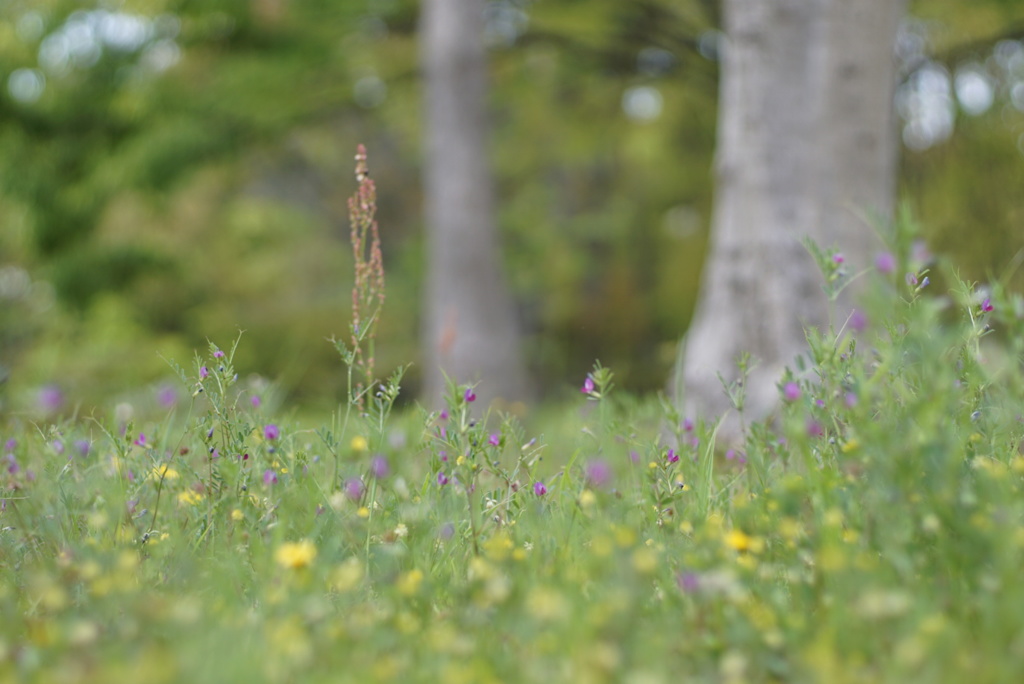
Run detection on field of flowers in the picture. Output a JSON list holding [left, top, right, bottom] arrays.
[[3, 160, 1024, 683]]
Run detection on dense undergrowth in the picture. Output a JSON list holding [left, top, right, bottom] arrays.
[[3, 164, 1024, 683]]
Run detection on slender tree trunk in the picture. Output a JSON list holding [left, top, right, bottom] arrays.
[[420, 0, 531, 407], [676, 0, 905, 426]]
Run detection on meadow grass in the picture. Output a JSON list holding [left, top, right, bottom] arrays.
[[3, 170, 1024, 682]]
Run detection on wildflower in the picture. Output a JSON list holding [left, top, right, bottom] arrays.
[[533, 481, 548, 497], [666, 448, 679, 464], [213, 349, 225, 359], [264, 424, 280, 441], [396, 569, 424, 596], [157, 385, 178, 408], [251, 395, 261, 409], [981, 298, 994, 313], [439, 522, 455, 540], [875, 252, 896, 274], [52, 439, 65, 456], [37, 385, 64, 413], [263, 469, 278, 486], [231, 509, 244, 521], [344, 477, 365, 501], [177, 490, 203, 506], [439, 409, 449, 421], [74, 440, 90, 458], [807, 420, 824, 438], [488, 433, 500, 447], [437, 471, 450, 486], [849, 308, 867, 333], [370, 455, 390, 478], [464, 388, 476, 403], [585, 459, 611, 488], [275, 540, 317, 570], [394, 523, 409, 538], [4, 438, 15, 452], [199, 366, 209, 380], [581, 376, 595, 394], [677, 571, 700, 593], [782, 382, 801, 402], [151, 464, 179, 480], [683, 418, 694, 432], [629, 450, 640, 464], [832, 253, 844, 265], [134, 433, 148, 448]]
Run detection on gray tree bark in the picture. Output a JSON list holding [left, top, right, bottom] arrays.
[[420, 0, 531, 407], [676, 0, 906, 427]]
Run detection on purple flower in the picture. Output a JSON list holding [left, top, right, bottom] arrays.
[[199, 366, 210, 380], [981, 298, 994, 313], [37, 385, 64, 414], [463, 388, 476, 403], [157, 384, 178, 409], [832, 253, 844, 265], [134, 433, 147, 448], [666, 448, 679, 464], [370, 455, 390, 479], [439, 410, 449, 421], [6, 454, 19, 475], [437, 471, 450, 487], [875, 252, 896, 274], [439, 522, 455, 540], [585, 459, 611, 488], [211, 448, 220, 459], [581, 376, 595, 394], [849, 308, 867, 333], [807, 420, 824, 438], [4, 438, 16, 452], [783, 382, 801, 402], [74, 440, 91, 458], [683, 418, 694, 433], [677, 571, 701, 593], [213, 349, 225, 359], [629, 450, 640, 464], [344, 477, 365, 501], [906, 272, 919, 287], [725, 449, 736, 460], [845, 392, 858, 408], [251, 395, 261, 409], [264, 424, 280, 441], [52, 439, 65, 455], [488, 433, 501, 447], [263, 469, 278, 486], [533, 481, 548, 497]]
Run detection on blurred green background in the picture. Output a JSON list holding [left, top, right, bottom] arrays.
[[1, 0, 1022, 419]]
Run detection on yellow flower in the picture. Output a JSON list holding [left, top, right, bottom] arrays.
[[231, 509, 244, 522], [150, 464, 179, 480], [275, 540, 318, 570], [350, 435, 368, 452], [177, 490, 204, 506], [724, 529, 763, 553], [396, 568, 424, 596], [328, 557, 364, 592]]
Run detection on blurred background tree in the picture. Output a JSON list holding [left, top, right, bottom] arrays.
[[0, 0, 1021, 419]]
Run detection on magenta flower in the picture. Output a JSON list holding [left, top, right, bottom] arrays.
[[849, 308, 867, 333], [585, 459, 611, 488], [488, 433, 501, 447], [4, 438, 15, 452], [683, 418, 694, 432], [666, 448, 679, 464], [581, 376, 595, 394], [37, 385, 64, 414], [845, 392, 858, 408], [437, 471, 450, 487], [199, 366, 210, 380], [806, 420, 824, 438], [875, 252, 896, 274], [463, 388, 476, 403], [981, 298, 994, 313], [832, 253, 844, 265], [370, 455, 390, 479], [157, 384, 178, 409], [677, 571, 701, 593], [251, 395, 261, 409], [263, 469, 278, 486], [264, 424, 280, 441], [783, 382, 801, 402], [134, 433, 147, 448], [533, 481, 548, 497], [344, 477, 365, 501], [74, 440, 91, 458], [213, 349, 225, 359]]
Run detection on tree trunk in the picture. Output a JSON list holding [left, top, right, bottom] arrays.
[[420, 0, 531, 408], [676, 0, 906, 427]]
